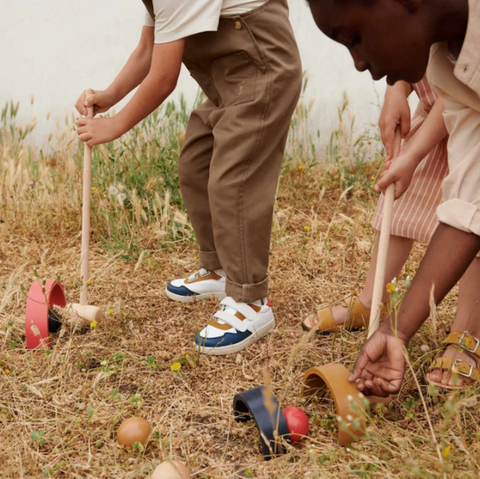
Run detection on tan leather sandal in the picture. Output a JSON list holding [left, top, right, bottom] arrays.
[[426, 331, 480, 390], [301, 295, 390, 334]]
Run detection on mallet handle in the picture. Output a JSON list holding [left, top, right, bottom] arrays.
[[80, 89, 94, 306], [367, 128, 402, 339]]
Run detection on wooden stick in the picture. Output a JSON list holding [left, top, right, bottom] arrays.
[[80, 89, 94, 306], [368, 128, 402, 339]]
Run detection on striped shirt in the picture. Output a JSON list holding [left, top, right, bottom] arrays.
[[372, 76, 449, 242]]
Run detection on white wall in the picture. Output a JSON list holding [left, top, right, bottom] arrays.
[[0, 0, 388, 147]]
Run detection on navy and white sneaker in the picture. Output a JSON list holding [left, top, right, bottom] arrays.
[[195, 297, 275, 355], [166, 268, 226, 303]]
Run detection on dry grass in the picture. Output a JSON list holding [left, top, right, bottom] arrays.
[[1, 98, 479, 479]]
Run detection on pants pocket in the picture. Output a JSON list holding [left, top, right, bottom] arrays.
[[211, 51, 257, 107], [183, 59, 221, 106]]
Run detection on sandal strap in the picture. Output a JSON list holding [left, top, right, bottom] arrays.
[[313, 306, 336, 331], [444, 332, 480, 359], [429, 357, 480, 382], [343, 296, 370, 319], [308, 296, 390, 333], [343, 296, 390, 321], [343, 296, 390, 315]]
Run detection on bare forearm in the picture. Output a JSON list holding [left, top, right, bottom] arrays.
[[114, 72, 175, 134], [402, 98, 447, 166], [380, 223, 480, 342], [113, 39, 184, 136], [106, 27, 154, 104], [77, 39, 184, 147]]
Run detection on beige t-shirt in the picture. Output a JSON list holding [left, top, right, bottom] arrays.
[[427, 0, 480, 235], [143, 0, 268, 43]]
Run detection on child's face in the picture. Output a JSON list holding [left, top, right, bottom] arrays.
[[308, 0, 432, 84]]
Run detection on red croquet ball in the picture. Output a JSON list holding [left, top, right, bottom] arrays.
[[283, 407, 309, 442]]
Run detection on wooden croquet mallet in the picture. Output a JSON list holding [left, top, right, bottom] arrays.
[[25, 90, 103, 348], [66, 89, 103, 325], [301, 128, 403, 446], [367, 127, 402, 338]]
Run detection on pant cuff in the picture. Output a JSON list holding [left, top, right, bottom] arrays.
[[199, 250, 222, 271], [226, 275, 269, 303], [437, 199, 480, 236]]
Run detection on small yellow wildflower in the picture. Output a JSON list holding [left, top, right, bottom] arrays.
[[4, 369, 10, 375], [442, 445, 453, 458], [171, 362, 181, 372], [90, 320, 97, 329], [370, 176, 375, 181], [298, 165, 304, 170], [304, 226, 311, 231], [87, 279, 92, 285], [107, 309, 114, 314], [386, 283, 396, 294]]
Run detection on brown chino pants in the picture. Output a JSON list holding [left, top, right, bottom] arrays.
[[179, 0, 302, 302]]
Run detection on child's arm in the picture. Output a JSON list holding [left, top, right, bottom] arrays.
[[77, 38, 184, 147], [75, 26, 155, 117], [375, 96, 447, 199], [379, 80, 413, 159], [350, 223, 480, 397]]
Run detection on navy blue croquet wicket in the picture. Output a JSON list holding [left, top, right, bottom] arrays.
[[233, 386, 290, 459]]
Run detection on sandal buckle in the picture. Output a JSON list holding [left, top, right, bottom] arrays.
[[459, 332, 479, 354], [452, 359, 474, 378]]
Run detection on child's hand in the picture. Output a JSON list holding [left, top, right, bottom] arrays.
[[75, 89, 116, 117], [76, 117, 122, 147], [374, 153, 418, 199], [379, 82, 411, 159], [349, 329, 406, 397]]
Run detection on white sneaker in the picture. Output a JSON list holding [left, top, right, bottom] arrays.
[[166, 268, 226, 303], [195, 297, 275, 355]]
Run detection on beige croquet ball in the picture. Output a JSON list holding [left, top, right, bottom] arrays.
[[151, 460, 190, 479]]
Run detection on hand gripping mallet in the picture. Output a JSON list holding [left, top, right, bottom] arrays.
[[25, 90, 103, 349], [367, 128, 402, 338], [301, 128, 402, 446], [66, 89, 103, 326]]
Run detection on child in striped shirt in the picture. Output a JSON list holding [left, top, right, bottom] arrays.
[[303, 75, 448, 336]]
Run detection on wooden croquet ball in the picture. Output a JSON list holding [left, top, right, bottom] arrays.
[[117, 417, 151, 449], [151, 460, 190, 479], [282, 407, 309, 442]]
